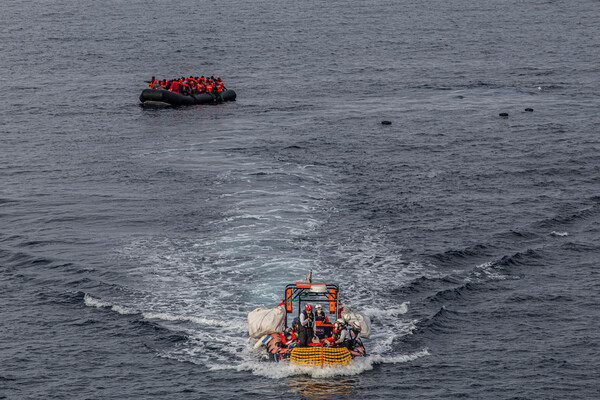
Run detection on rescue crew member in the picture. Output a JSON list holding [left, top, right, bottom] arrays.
[[347, 321, 361, 350], [326, 319, 349, 348], [314, 304, 329, 324], [298, 304, 315, 347]]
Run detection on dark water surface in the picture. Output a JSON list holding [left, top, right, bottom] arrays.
[[2, 0, 599, 399]]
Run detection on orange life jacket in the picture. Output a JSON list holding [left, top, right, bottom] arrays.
[[180, 82, 191, 95]]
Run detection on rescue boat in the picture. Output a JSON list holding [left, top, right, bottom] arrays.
[[249, 281, 370, 367], [139, 88, 237, 107]]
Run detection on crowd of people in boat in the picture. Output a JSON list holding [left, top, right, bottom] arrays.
[[279, 304, 363, 350], [147, 75, 227, 97]]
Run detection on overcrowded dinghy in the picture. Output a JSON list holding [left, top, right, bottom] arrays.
[[140, 75, 236, 106], [139, 88, 236, 106]]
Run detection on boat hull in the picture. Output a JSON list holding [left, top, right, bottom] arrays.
[[139, 88, 236, 106], [264, 333, 366, 364]]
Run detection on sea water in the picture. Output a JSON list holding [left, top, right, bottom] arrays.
[[1, 0, 599, 398]]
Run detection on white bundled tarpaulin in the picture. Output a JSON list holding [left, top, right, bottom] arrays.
[[247, 304, 286, 339], [342, 307, 372, 339]]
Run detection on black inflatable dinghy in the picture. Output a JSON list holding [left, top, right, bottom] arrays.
[[140, 88, 236, 106]]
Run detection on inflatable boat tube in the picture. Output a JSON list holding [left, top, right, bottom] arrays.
[[140, 88, 236, 106]]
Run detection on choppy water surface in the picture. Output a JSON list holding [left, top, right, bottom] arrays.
[[1, 0, 599, 398]]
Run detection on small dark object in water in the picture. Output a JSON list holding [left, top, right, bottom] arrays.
[[381, 120, 392, 125], [525, 108, 534, 112], [499, 113, 509, 117]]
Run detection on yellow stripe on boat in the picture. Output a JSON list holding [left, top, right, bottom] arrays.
[[290, 347, 352, 367]]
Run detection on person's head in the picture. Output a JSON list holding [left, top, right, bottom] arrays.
[[315, 304, 323, 313], [352, 321, 361, 331], [305, 304, 312, 313]]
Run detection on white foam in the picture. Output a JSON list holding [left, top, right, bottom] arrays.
[[142, 312, 246, 332], [110, 155, 431, 376], [551, 231, 569, 237], [471, 261, 514, 282], [234, 356, 376, 379], [370, 348, 430, 364], [361, 302, 409, 319], [232, 348, 429, 379], [83, 294, 137, 315]]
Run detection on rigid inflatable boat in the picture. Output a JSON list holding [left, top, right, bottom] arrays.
[[139, 88, 236, 106], [249, 279, 370, 367]]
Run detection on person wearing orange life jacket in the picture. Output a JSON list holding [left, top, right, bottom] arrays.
[[187, 77, 195, 89], [188, 77, 198, 93], [169, 80, 181, 93], [148, 76, 157, 88], [179, 80, 191, 95], [279, 328, 298, 348], [213, 81, 224, 101], [205, 80, 214, 96]]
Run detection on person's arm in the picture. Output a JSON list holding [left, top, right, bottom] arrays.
[[334, 329, 344, 344], [299, 313, 307, 326]]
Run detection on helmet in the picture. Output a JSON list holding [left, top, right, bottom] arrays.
[[315, 304, 322, 310], [336, 318, 345, 325], [305, 304, 312, 311], [352, 321, 361, 330]]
